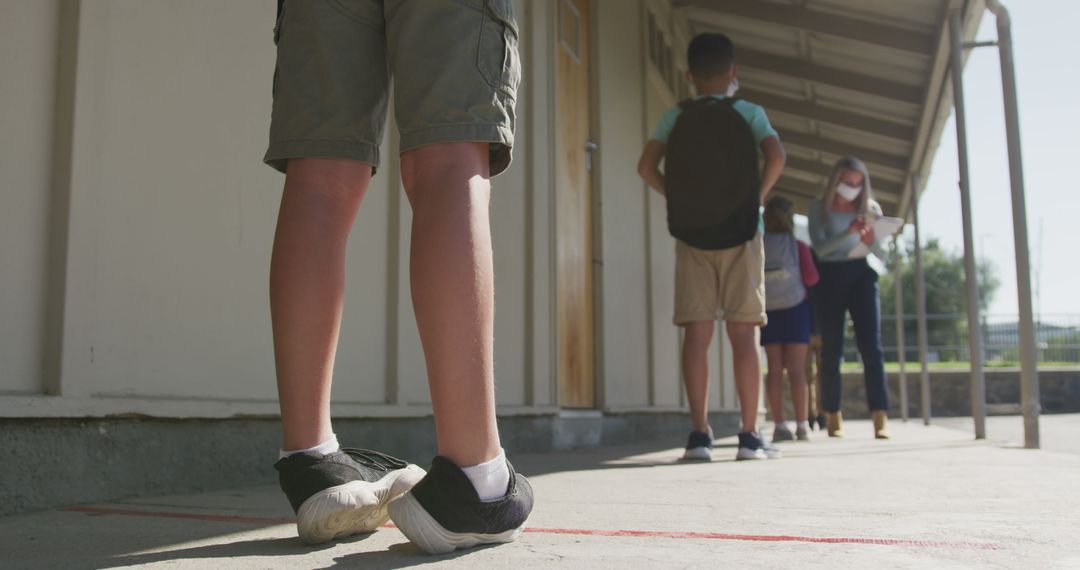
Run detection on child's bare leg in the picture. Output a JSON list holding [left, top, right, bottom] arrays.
[[681, 321, 715, 434], [763, 344, 785, 424], [727, 321, 762, 433], [270, 158, 372, 450], [400, 142, 500, 468], [784, 343, 810, 423]]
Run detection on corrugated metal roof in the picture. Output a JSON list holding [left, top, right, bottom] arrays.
[[673, 0, 985, 218]]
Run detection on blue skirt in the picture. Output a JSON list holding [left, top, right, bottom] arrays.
[[760, 298, 812, 345]]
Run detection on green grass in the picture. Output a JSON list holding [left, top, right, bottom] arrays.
[[839, 361, 1080, 372]]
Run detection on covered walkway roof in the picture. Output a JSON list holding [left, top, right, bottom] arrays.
[[674, 0, 985, 217]]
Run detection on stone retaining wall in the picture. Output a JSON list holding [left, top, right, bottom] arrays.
[[767, 368, 1080, 420]]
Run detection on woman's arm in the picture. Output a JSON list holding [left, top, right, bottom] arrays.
[[808, 202, 856, 257]]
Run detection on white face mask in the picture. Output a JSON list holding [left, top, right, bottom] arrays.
[[836, 182, 862, 202], [726, 78, 740, 97]]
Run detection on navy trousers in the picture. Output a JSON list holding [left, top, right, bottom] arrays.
[[815, 258, 889, 413]]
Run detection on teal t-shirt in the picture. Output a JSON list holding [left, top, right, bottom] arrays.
[[651, 95, 779, 147]]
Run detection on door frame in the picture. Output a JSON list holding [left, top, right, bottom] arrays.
[[548, 0, 605, 410]]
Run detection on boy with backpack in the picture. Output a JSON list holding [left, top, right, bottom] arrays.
[[637, 33, 787, 461]]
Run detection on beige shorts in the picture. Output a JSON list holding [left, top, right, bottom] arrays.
[[264, 0, 521, 176], [674, 233, 767, 326]]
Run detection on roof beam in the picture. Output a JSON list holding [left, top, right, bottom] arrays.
[[676, 0, 935, 55], [784, 174, 902, 203], [782, 155, 830, 179], [735, 48, 924, 105], [775, 176, 824, 199], [739, 88, 916, 142], [868, 186, 902, 202], [775, 175, 898, 205], [900, 0, 974, 218], [782, 155, 904, 197], [780, 131, 910, 172]]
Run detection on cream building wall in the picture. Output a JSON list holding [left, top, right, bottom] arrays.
[[1, 0, 737, 419], [0, 0, 60, 396]]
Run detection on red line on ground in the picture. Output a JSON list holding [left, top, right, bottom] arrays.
[[62, 506, 1004, 551], [522, 527, 1005, 550]]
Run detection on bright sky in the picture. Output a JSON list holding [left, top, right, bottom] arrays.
[[913, 0, 1080, 316]]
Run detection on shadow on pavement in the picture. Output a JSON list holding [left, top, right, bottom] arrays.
[[326, 540, 501, 569], [93, 533, 503, 569], [96, 536, 334, 569], [510, 436, 989, 477]]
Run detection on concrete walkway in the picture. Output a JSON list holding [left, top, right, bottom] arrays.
[[934, 413, 1080, 457], [5, 418, 1079, 569]]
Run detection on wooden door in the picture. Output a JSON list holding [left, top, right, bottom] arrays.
[[555, 0, 594, 408]]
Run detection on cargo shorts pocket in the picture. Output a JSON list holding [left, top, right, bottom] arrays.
[[271, 1, 287, 96], [477, 0, 521, 97], [273, 0, 287, 45]]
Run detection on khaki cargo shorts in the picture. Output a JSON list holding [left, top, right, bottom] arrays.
[[674, 233, 767, 326], [264, 0, 521, 176]]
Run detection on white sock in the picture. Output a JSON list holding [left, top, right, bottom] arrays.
[[461, 449, 510, 502], [775, 421, 789, 431], [279, 434, 340, 460], [797, 421, 811, 432]]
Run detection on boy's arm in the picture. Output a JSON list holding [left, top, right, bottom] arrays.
[[758, 135, 786, 202], [637, 140, 668, 196]]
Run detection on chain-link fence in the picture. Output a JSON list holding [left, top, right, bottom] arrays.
[[840, 313, 1080, 366]]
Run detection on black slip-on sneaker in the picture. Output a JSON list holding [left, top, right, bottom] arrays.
[[275, 447, 425, 544], [736, 431, 783, 461], [388, 456, 533, 554], [682, 430, 714, 461]]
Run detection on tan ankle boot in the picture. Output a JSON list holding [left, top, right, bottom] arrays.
[[873, 410, 891, 439], [826, 412, 844, 437]]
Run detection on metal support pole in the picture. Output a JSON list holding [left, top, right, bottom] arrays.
[[949, 11, 988, 439], [985, 0, 1039, 449], [912, 176, 931, 425], [893, 235, 909, 422]]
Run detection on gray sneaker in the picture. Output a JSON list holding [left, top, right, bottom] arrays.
[[772, 425, 794, 443], [796, 425, 810, 441]]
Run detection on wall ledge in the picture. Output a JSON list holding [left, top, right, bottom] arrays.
[[0, 395, 559, 420]]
